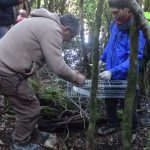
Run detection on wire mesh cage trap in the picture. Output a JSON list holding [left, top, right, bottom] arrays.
[[66, 80, 128, 99]]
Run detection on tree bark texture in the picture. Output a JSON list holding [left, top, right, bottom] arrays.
[[122, 20, 139, 150], [47, 0, 67, 14], [87, 0, 104, 149], [37, 0, 41, 8], [144, 0, 150, 11], [79, 0, 91, 78], [125, 0, 150, 46]]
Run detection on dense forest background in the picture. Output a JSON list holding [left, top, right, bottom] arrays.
[[1, 0, 150, 150]]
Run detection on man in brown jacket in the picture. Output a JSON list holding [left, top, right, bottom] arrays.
[[0, 8, 85, 150]]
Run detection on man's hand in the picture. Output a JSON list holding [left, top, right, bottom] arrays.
[[99, 71, 112, 80], [73, 70, 85, 84], [74, 70, 80, 75], [74, 74, 85, 85]]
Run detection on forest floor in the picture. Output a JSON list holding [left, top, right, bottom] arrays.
[[0, 70, 150, 150], [0, 96, 150, 150]]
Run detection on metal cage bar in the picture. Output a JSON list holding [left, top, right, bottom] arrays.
[[66, 80, 128, 99]]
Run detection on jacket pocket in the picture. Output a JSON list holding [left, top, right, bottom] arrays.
[[1, 75, 19, 96]]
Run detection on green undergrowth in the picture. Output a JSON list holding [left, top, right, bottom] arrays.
[[38, 85, 76, 110]]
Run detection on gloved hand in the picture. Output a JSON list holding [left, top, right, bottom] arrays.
[[99, 71, 112, 80]]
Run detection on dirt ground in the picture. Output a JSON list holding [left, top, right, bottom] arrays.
[[0, 103, 150, 150], [0, 73, 150, 150]]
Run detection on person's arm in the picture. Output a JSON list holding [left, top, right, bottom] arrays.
[[100, 21, 115, 63], [110, 31, 146, 79], [40, 27, 85, 84], [0, 0, 26, 7], [99, 35, 112, 72], [100, 44, 108, 63]]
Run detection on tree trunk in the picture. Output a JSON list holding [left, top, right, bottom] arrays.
[[122, 20, 139, 150], [125, 0, 150, 46], [144, 0, 150, 11], [87, 0, 104, 149], [47, 0, 67, 14], [79, 0, 91, 78], [58, 0, 67, 14], [37, 0, 41, 8], [48, 0, 54, 12]]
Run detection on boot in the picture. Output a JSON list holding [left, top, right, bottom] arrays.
[[38, 131, 49, 142], [10, 142, 40, 150]]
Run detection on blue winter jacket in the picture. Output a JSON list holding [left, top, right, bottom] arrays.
[[100, 19, 146, 80]]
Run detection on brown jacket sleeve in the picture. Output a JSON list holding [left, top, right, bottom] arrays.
[[40, 26, 78, 82]]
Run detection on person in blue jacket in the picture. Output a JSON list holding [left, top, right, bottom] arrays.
[[98, 0, 146, 135], [0, 0, 27, 38]]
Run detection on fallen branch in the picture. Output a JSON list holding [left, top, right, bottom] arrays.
[[67, 97, 89, 119]]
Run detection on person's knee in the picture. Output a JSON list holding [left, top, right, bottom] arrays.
[[22, 101, 41, 119], [30, 102, 40, 118]]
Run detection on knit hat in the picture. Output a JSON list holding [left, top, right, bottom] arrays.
[[108, 0, 138, 8]]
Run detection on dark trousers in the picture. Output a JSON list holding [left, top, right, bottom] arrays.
[[105, 97, 138, 130], [0, 26, 11, 38], [0, 70, 40, 143]]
